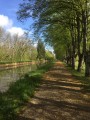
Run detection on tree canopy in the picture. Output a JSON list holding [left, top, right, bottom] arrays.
[[17, 0, 90, 76]]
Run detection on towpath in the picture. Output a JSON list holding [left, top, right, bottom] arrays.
[[18, 62, 90, 120]]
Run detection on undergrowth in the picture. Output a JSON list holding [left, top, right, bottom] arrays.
[[0, 61, 54, 120], [66, 65, 90, 92]]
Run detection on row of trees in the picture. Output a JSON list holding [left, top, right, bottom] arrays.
[[37, 39, 54, 60], [17, 0, 90, 76], [0, 27, 54, 63], [0, 27, 37, 63]]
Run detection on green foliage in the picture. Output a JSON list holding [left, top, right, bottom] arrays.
[[37, 39, 45, 60], [0, 27, 37, 63], [44, 24, 71, 60], [17, 0, 90, 76], [66, 64, 90, 92], [0, 61, 54, 120], [45, 50, 55, 60]]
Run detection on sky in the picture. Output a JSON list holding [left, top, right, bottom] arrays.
[[0, 0, 54, 52], [0, 0, 33, 36]]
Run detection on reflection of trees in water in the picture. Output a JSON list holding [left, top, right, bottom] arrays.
[[0, 64, 37, 92], [36, 60, 45, 68]]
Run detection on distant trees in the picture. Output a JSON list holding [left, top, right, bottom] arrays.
[[17, 0, 90, 76], [0, 27, 37, 63], [37, 39, 45, 60], [45, 50, 55, 61]]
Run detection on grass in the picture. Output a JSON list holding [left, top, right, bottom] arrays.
[[0, 61, 54, 120], [66, 64, 90, 92]]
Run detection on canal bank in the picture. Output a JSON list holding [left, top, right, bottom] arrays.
[[0, 61, 36, 70], [0, 61, 54, 120], [0, 63, 37, 92]]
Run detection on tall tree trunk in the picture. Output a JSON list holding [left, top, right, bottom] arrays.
[[76, 14, 83, 71], [71, 25, 75, 69], [67, 45, 72, 66], [66, 50, 69, 64], [82, 9, 88, 76], [77, 54, 83, 71], [85, 51, 90, 77]]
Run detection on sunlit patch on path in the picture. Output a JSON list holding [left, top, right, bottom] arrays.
[[18, 62, 90, 120]]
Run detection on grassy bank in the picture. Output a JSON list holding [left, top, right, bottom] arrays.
[[0, 61, 54, 120], [66, 65, 90, 92]]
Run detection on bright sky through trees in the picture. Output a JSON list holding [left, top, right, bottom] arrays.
[[0, 0, 33, 36], [0, 0, 53, 52]]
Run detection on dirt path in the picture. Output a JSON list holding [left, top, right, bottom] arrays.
[[18, 62, 90, 120]]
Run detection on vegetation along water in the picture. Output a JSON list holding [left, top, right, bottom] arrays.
[[0, 61, 54, 120]]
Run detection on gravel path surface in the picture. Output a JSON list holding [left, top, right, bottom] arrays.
[[18, 62, 90, 120]]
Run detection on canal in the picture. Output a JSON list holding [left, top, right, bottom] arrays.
[[0, 63, 37, 92]]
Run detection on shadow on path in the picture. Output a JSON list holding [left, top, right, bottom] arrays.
[[18, 62, 90, 120]]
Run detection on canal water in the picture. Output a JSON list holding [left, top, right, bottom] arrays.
[[0, 64, 37, 92]]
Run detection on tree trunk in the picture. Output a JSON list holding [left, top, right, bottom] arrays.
[[68, 46, 72, 66], [65, 50, 69, 64], [77, 54, 83, 72], [71, 25, 75, 69], [72, 55, 75, 69], [85, 51, 90, 77], [82, 9, 88, 76], [76, 14, 83, 72]]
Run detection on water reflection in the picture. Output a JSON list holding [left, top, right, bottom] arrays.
[[0, 64, 37, 92]]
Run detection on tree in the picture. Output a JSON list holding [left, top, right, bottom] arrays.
[[0, 27, 37, 63], [17, 0, 90, 76], [45, 50, 55, 61], [37, 39, 45, 60]]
